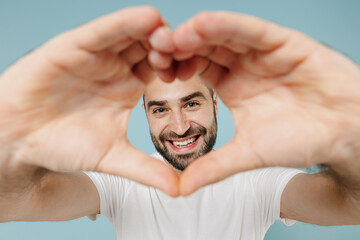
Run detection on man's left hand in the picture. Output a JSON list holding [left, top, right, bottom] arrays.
[[150, 11, 360, 195]]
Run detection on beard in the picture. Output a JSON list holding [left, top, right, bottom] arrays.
[[150, 114, 217, 171]]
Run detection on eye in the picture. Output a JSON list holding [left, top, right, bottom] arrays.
[[186, 101, 199, 108], [153, 108, 166, 114]]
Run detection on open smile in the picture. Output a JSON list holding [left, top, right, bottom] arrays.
[[166, 135, 201, 152]]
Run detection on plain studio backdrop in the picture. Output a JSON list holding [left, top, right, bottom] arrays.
[[0, 0, 359, 239]]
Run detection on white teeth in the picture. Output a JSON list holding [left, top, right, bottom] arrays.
[[172, 137, 197, 148]]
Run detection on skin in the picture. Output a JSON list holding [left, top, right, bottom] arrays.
[[143, 76, 218, 173], [0, 6, 181, 197], [0, 6, 181, 223], [0, 6, 360, 226], [150, 11, 360, 198]]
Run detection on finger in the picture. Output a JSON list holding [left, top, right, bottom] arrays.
[[120, 42, 147, 66], [156, 65, 176, 83], [199, 62, 228, 88], [194, 41, 249, 56], [132, 58, 156, 84], [173, 50, 194, 60], [240, 33, 319, 77], [220, 41, 250, 54], [182, 45, 237, 69], [98, 142, 180, 197], [180, 139, 265, 196], [64, 6, 163, 52], [174, 11, 321, 78], [149, 26, 175, 53], [173, 44, 213, 61], [194, 45, 215, 57], [175, 56, 228, 88], [206, 46, 238, 68], [108, 38, 134, 53], [174, 11, 290, 52], [175, 56, 210, 80], [148, 50, 173, 69], [140, 40, 151, 51]]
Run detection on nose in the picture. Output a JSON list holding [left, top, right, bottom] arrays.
[[169, 110, 190, 136]]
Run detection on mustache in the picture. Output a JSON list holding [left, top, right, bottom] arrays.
[[159, 126, 207, 142]]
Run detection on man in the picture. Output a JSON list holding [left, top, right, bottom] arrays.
[[0, 5, 360, 240]]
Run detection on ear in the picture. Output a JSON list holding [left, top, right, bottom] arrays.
[[213, 91, 219, 116], [142, 104, 145, 110]]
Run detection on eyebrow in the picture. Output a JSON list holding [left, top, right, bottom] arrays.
[[180, 91, 206, 102], [146, 91, 207, 110], [147, 100, 168, 109]]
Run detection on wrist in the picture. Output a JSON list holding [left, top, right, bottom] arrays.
[[324, 107, 360, 191]]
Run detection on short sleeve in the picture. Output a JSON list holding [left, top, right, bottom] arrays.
[[84, 172, 127, 221], [249, 167, 303, 226]]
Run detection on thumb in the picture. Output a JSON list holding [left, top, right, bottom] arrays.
[[97, 141, 180, 197], [180, 138, 265, 196]]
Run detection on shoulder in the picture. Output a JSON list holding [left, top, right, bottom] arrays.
[[236, 167, 303, 182], [231, 167, 304, 195]]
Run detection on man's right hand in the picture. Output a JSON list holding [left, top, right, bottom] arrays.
[[0, 6, 179, 197]]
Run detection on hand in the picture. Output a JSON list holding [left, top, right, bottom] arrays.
[[0, 6, 179, 196], [150, 11, 360, 195]]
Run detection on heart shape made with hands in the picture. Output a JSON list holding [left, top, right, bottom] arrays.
[[1, 6, 360, 197]]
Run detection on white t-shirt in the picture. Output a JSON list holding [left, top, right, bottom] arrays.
[[85, 152, 302, 240]]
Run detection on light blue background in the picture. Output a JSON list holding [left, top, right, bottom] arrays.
[[0, 0, 359, 239]]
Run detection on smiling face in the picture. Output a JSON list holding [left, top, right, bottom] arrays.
[[144, 76, 218, 171]]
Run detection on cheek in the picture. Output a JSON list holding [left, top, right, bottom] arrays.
[[193, 108, 216, 127], [148, 118, 167, 137]]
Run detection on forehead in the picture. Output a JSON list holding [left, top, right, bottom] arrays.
[[144, 76, 210, 103]]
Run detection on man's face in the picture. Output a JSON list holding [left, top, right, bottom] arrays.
[[144, 77, 218, 171]]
